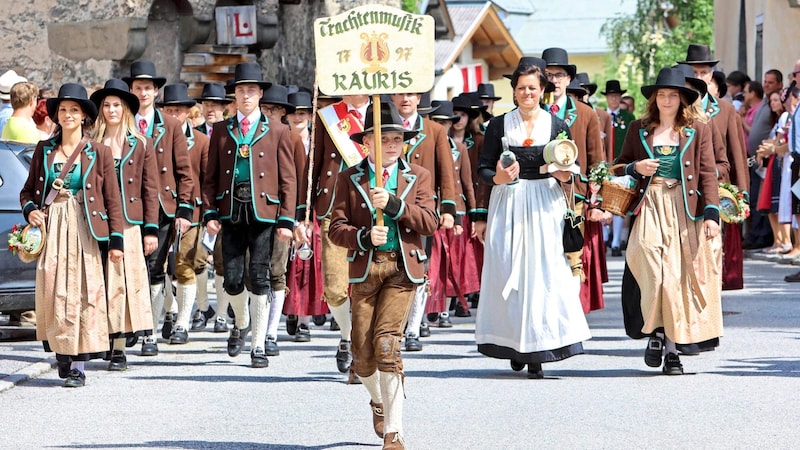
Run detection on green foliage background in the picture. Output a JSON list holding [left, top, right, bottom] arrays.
[[600, 0, 714, 113]]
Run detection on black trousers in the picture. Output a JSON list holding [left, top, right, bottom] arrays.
[[144, 210, 175, 286], [221, 218, 274, 296]]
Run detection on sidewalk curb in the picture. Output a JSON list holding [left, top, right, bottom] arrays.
[[0, 359, 53, 393]]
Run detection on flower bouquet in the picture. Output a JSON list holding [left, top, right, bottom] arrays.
[[587, 161, 637, 216], [718, 182, 750, 223], [8, 223, 45, 263]]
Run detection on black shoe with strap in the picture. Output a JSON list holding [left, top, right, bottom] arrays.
[[108, 350, 127, 371], [644, 335, 664, 367], [336, 339, 352, 373], [227, 325, 249, 357], [63, 369, 86, 388], [662, 352, 684, 375]]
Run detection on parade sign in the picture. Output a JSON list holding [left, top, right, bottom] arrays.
[[314, 5, 435, 95]]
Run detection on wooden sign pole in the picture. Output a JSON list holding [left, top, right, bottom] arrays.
[[373, 93, 384, 226]]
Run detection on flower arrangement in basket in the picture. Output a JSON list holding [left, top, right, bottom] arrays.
[[587, 161, 637, 216], [718, 182, 750, 223], [8, 223, 45, 263]]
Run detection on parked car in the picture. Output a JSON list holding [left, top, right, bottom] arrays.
[[0, 140, 36, 314]]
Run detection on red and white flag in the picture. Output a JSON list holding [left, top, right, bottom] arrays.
[[461, 64, 483, 93]]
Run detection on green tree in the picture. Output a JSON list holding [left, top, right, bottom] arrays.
[[601, 0, 714, 110]]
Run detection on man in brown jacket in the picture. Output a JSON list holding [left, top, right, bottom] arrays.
[[542, 48, 607, 314], [157, 83, 210, 344], [203, 62, 297, 368], [390, 91, 456, 351], [125, 60, 195, 357], [329, 102, 438, 450]]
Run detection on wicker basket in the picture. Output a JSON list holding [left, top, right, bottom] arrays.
[[599, 164, 637, 216]]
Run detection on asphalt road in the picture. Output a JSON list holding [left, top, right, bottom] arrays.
[[1, 256, 799, 449]]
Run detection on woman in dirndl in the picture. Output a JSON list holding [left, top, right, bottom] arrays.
[[90, 79, 160, 371], [616, 67, 722, 375], [20, 83, 125, 387], [474, 59, 591, 379]]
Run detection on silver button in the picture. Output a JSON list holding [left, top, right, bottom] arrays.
[[261, 192, 266, 197], [410, 249, 416, 256], [361, 202, 367, 208], [46, 150, 51, 154], [358, 251, 364, 256], [35, 190, 40, 195], [88, 155, 93, 160], [259, 152, 264, 157], [331, 153, 336, 158], [225, 190, 229, 194], [228, 150, 232, 154], [86, 184, 91, 189], [226, 170, 231, 174], [92, 211, 97, 216], [129, 160, 133, 165], [684, 161, 690, 166], [323, 188, 329, 193], [327, 171, 332, 176], [687, 175, 693, 181], [129, 178, 134, 183], [260, 172, 264, 178], [639, 189, 644, 193], [158, 148, 163, 153], [455, 166, 459, 170], [162, 167, 168, 173], [405, 228, 411, 233], [89, 197, 95, 202], [688, 190, 694, 195], [38, 177, 43, 181], [415, 154, 420, 159], [130, 197, 135, 202], [165, 186, 170, 191]]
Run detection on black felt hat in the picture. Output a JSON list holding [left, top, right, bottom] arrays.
[[503, 56, 555, 93], [451, 94, 480, 120], [541, 47, 577, 79], [123, 60, 167, 88], [672, 64, 708, 98], [157, 83, 196, 107], [47, 83, 98, 122], [566, 78, 587, 97], [712, 70, 728, 98], [417, 91, 440, 115], [575, 73, 597, 96], [429, 100, 460, 122], [350, 102, 419, 145], [477, 83, 501, 101], [259, 84, 295, 113], [195, 82, 233, 104], [678, 44, 719, 66], [601, 79, 627, 95], [225, 62, 272, 94], [90, 78, 140, 114], [288, 91, 312, 110], [641, 67, 700, 104]]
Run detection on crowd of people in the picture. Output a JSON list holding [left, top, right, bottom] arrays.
[[5, 41, 799, 450]]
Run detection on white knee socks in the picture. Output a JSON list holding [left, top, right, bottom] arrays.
[[195, 270, 209, 312], [266, 289, 285, 338], [175, 283, 196, 330], [149, 282, 165, 334], [229, 290, 250, 330], [612, 215, 624, 248], [405, 284, 427, 338], [380, 371, 404, 435], [214, 275, 229, 322], [249, 292, 269, 350], [361, 371, 382, 404], [328, 298, 352, 340]]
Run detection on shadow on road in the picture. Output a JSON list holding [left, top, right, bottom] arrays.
[[48, 441, 379, 449]]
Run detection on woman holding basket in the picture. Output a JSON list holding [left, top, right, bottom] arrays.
[[616, 67, 722, 375]]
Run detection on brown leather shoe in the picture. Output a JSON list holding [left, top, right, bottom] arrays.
[[383, 432, 405, 449], [370, 401, 384, 438]]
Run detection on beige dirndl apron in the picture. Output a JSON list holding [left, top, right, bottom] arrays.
[[106, 222, 152, 336], [626, 178, 723, 344], [35, 191, 110, 356]]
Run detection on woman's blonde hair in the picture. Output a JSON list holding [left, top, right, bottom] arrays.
[[92, 95, 146, 148]]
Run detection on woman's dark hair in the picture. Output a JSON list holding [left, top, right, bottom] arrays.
[[767, 89, 784, 126], [510, 65, 548, 91], [641, 88, 694, 132], [747, 80, 764, 99]]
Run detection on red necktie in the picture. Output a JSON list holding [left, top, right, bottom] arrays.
[[549, 104, 560, 114], [241, 117, 250, 136], [382, 168, 389, 186], [208, 127, 213, 138], [403, 119, 410, 129], [138, 119, 147, 135], [350, 109, 362, 124]]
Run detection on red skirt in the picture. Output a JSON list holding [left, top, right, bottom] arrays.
[[453, 217, 482, 296], [579, 220, 606, 313], [285, 217, 329, 316], [426, 228, 470, 314], [757, 155, 776, 212], [722, 222, 744, 290]]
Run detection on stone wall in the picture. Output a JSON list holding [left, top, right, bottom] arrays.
[[0, 0, 398, 91]]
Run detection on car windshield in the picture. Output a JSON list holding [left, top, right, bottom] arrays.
[[19, 147, 34, 167]]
